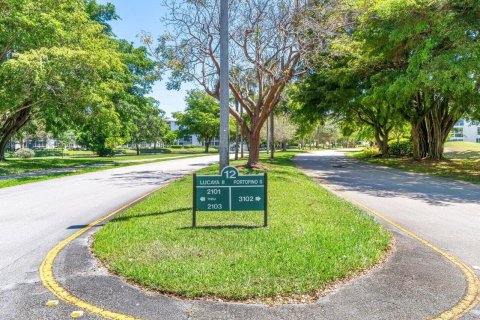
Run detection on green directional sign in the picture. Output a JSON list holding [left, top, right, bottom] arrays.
[[193, 166, 268, 227]]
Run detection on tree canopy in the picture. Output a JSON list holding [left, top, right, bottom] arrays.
[[0, 0, 164, 158], [0, 0, 124, 159], [290, 0, 480, 159], [145, 0, 343, 166], [173, 90, 222, 153]]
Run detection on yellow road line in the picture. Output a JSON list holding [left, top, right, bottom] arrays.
[[301, 167, 480, 320], [40, 163, 480, 320], [39, 184, 170, 320]]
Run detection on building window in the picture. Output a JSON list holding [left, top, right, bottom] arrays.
[[452, 127, 464, 138], [477, 138, 480, 143], [477, 127, 480, 136], [455, 119, 465, 127]]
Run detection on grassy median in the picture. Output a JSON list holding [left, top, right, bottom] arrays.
[[93, 152, 390, 301]]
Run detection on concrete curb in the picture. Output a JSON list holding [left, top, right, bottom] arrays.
[[38, 158, 471, 319]]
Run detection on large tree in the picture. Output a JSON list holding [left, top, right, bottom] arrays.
[[291, 0, 480, 158], [77, 38, 162, 156], [289, 49, 404, 156], [355, 0, 480, 159], [173, 90, 221, 153], [0, 0, 124, 160], [146, 0, 341, 166], [272, 115, 297, 152], [130, 100, 168, 155]]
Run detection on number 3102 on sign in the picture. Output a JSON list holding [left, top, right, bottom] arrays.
[[193, 166, 268, 227]]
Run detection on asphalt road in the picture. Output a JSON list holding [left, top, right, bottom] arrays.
[[0, 155, 218, 319], [2, 150, 479, 319], [296, 150, 480, 319]]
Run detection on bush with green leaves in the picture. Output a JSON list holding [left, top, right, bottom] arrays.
[[139, 148, 171, 154], [388, 141, 413, 157], [170, 145, 195, 149], [14, 148, 35, 159], [113, 149, 130, 155], [360, 147, 380, 158], [35, 149, 64, 157]]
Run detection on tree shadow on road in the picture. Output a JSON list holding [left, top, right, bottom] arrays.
[[296, 153, 480, 207]]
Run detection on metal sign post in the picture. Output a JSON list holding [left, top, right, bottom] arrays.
[[193, 167, 268, 227], [219, 0, 229, 172]]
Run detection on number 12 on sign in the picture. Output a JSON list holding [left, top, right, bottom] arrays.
[[192, 166, 268, 227]]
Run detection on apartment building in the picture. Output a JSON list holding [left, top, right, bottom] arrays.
[[450, 119, 480, 143], [169, 120, 219, 147]]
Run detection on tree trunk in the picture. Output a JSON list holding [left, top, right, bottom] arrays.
[[136, 143, 140, 155], [229, 101, 276, 167], [154, 141, 157, 154], [375, 136, 389, 156], [411, 120, 428, 160], [266, 116, 270, 156], [0, 107, 31, 161], [424, 112, 444, 160], [282, 142, 287, 151], [424, 102, 458, 160], [269, 114, 274, 159], [373, 125, 390, 156], [205, 141, 210, 153], [246, 134, 260, 167], [410, 98, 459, 160]]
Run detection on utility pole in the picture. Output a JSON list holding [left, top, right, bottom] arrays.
[[219, 0, 229, 172], [235, 99, 239, 160], [266, 116, 270, 156], [240, 106, 244, 158], [270, 114, 275, 159]]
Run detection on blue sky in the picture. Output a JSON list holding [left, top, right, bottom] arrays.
[[98, 0, 195, 118]]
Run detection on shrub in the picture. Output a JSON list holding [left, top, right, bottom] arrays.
[[139, 148, 172, 154], [388, 141, 413, 157], [97, 147, 115, 157], [14, 148, 35, 159], [170, 144, 195, 149], [35, 149, 64, 157], [4, 151, 14, 158], [362, 147, 380, 158], [114, 148, 130, 155]]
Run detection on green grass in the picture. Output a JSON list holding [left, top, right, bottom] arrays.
[[349, 145, 480, 184], [93, 152, 391, 302], [168, 147, 218, 154], [0, 158, 111, 176], [104, 153, 189, 161], [444, 141, 480, 152]]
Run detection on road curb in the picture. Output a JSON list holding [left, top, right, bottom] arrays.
[[39, 178, 184, 320], [39, 155, 479, 320], [295, 159, 480, 319]]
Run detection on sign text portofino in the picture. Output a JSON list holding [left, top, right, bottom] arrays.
[[193, 166, 268, 227]]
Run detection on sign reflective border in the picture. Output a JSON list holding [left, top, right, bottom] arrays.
[[193, 166, 268, 227]]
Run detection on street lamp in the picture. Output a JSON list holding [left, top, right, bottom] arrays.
[[219, 0, 229, 172]]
